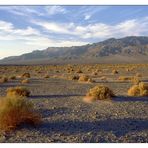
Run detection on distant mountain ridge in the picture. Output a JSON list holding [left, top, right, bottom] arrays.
[[1, 36, 148, 64]]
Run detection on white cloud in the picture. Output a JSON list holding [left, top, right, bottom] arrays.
[[0, 21, 13, 31], [45, 6, 67, 15], [34, 17, 148, 40], [0, 6, 44, 16], [34, 21, 72, 34], [84, 15, 91, 20], [0, 20, 41, 41]]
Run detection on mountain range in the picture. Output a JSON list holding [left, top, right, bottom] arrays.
[[1, 36, 148, 65]]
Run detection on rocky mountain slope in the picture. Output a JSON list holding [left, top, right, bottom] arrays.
[[1, 36, 148, 64]]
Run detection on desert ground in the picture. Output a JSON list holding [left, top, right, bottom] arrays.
[[0, 63, 148, 143]]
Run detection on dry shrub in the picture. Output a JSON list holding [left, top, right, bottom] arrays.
[[9, 76, 16, 80], [126, 68, 130, 72], [100, 76, 107, 81], [128, 82, 148, 96], [67, 68, 74, 73], [21, 79, 30, 84], [21, 73, 30, 78], [112, 69, 118, 74], [76, 69, 83, 74], [118, 76, 132, 81], [92, 72, 98, 76], [87, 78, 95, 83], [0, 77, 8, 83], [69, 75, 79, 81], [78, 75, 89, 82], [0, 96, 41, 132], [84, 85, 114, 103], [131, 76, 140, 85], [44, 75, 50, 79], [7, 86, 30, 97], [136, 73, 142, 77], [55, 70, 59, 73]]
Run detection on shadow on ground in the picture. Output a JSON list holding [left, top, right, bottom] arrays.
[[113, 96, 148, 102], [30, 94, 84, 99], [39, 118, 148, 137]]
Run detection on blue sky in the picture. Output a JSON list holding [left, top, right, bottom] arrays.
[[0, 6, 148, 59]]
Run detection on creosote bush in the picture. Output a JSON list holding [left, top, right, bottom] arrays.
[[128, 82, 148, 96], [0, 96, 41, 132], [7, 86, 30, 97], [84, 85, 115, 103]]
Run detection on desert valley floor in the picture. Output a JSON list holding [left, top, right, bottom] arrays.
[[0, 64, 148, 143]]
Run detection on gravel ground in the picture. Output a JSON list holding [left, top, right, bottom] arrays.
[[0, 65, 148, 143]]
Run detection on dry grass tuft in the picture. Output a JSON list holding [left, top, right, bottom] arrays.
[[84, 85, 115, 102], [92, 72, 98, 76], [7, 86, 30, 97], [21, 79, 30, 84], [131, 76, 140, 85], [69, 75, 79, 81], [9, 76, 16, 80], [0, 77, 8, 83], [136, 73, 142, 77], [21, 73, 30, 78], [44, 75, 50, 79], [76, 69, 83, 74], [0, 96, 41, 132], [118, 76, 132, 81], [100, 76, 107, 81], [78, 75, 89, 82], [112, 69, 119, 74], [128, 82, 148, 96], [87, 78, 95, 83]]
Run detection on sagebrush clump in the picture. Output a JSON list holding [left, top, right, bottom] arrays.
[[84, 85, 115, 102], [0, 96, 41, 132], [7, 86, 30, 97], [128, 82, 148, 96]]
